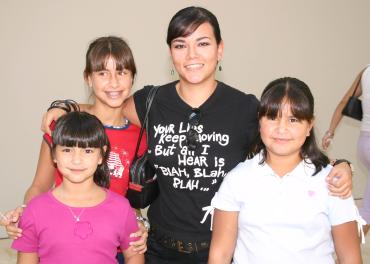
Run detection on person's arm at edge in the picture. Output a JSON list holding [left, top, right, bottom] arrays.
[[208, 209, 238, 264], [5, 140, 55, 239], [332, 221, 362, 264], [17, 252, 39, 264], [322, 71, 363, 150]]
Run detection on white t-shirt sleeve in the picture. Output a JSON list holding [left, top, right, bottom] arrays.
[[211, 167, 243, 211], [328, 195, 358, 226]]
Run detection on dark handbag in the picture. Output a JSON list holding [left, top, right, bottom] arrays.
[[342, 73, 363, 121], [126, 86, 159, 209], [342, 97, 362, 121]]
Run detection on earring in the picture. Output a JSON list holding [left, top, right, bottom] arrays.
[[170, 69, 175, 75], [217, 60, 222, 72]]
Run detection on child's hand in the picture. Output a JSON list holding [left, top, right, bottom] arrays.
[[129, 221, 148, 254], [326, 162, 352, 198], [41, 108, 67, 136], [1, 206, 24, 239]]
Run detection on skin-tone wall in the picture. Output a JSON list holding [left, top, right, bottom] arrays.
[[1, 0, 370, 238]]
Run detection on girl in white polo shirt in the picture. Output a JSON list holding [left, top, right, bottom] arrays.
[[209, 77, 362, 264]]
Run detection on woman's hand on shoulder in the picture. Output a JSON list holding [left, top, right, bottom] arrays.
[[326, 162, 352, 198], [129, 220, 148, 254]]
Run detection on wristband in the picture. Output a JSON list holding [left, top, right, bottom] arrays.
[[65, 99, 80, 112], [325, 130, 334, 138], [47, 104, 70, 113], [136, 216, 150, 230]]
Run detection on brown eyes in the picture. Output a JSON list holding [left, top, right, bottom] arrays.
[[265, 117, 301, 123], [198, 42, 210, 47], [60, 148, 94, 154], [172, 42, 211, 49], [96, 70, 129, 77]]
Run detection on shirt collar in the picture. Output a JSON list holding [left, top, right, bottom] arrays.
[[254, 152, 316, 179]]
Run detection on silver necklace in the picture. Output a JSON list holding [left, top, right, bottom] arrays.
[[104, 118, 129, 129], [67, 207, 85, 222]]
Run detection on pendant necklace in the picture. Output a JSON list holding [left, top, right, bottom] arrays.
[[67, 206, 94, 240], [67, 207, 85, 222]]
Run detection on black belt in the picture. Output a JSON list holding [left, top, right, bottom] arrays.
[[150, 225, 210, 254]]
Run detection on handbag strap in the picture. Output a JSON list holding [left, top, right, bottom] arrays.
[[351, 75, 362, 97], [351, 66, 368, 97], [133, 86, 159, 159]]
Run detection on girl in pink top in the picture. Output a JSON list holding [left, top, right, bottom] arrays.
[[12, 111, 144, 264]]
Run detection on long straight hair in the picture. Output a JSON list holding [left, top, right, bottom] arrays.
[[249, 77, 329, 175], [52, 111, 111, 187]]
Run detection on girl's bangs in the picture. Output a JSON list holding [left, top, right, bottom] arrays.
[[90, 48, 127, 72], [259, 86, 313, 121], [52, 118, 106, 149]]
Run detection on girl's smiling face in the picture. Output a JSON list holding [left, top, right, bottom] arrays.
[[87, 56, 133, 109], [259, 102, 313, 162], [53, 145, 103, 185]]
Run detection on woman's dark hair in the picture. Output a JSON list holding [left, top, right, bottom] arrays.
[[83, 36, 136, 80], [250, 77, 329, 175], [52, 111, 110, 188], [166, 6, 222, 46]]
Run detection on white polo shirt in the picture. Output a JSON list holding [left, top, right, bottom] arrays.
[[212, 153, 358, 264]]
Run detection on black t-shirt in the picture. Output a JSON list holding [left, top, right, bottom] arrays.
[[134, 81, 259, 240]]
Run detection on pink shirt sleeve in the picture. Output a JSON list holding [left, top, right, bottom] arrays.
[[11, 206, 38, 252], [119, 206, 139, 250]]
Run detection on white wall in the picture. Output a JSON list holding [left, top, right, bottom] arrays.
[[1, 0, 370, 237]]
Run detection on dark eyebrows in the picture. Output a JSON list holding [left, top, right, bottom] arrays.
[[171, 36, 211, 44], [171, 39, 185, 44], [196, 37, 210, 42]]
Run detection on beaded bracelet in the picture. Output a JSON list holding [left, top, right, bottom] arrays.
[[47, 99, 80, 112], [136, 216, 150, 230], [325, 130, 334, 138]]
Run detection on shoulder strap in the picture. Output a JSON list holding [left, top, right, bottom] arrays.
[[351, 66, 368, 96], [133, 86, 159, 158]]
